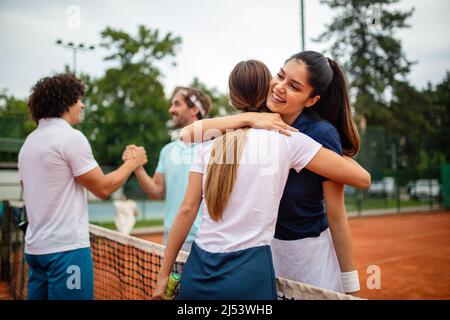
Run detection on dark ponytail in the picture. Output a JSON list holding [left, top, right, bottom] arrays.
[[287, 51, 360, 156]]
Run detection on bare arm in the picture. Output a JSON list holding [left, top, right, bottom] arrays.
[[153, 172, 203, 298], [134, 167, 165, 200], [179, 112, 298, 143], [323, 181, 360, 296], [123, 145, 165, 200], [305, 148, 371, 188], [76, 149, 147, 200], [76, 162, 135, 200]]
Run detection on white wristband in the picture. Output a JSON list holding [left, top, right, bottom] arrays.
[[341, 270, 360, 293]]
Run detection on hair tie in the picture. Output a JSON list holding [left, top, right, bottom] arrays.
[[327, 57, 333, 68], [246, 106, 260, 112]]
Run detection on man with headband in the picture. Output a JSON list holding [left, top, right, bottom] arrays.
[[133, 87, 211, 251]]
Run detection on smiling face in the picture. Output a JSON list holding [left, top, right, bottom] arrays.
[[267, 59, 320, 125], [168, 91, 199, 129]]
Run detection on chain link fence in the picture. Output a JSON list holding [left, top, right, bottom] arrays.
[[345, 126, 445, 216]]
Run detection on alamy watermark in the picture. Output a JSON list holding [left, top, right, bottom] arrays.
[[363, 4, 382, 31], [66, 5, 81, 30], [66, 265, 81, 290], [171, 124, 285, 176], [366, 265, 381, 290]]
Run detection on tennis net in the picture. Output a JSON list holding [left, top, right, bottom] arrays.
[[1, 200, 359, 300]]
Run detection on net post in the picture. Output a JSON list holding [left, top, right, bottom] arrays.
[[1, 200, 11, 281]]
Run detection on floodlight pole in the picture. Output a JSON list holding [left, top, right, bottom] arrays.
[[55, 39, 95, 134], [300, 0, 305, 51], [55, 39, 95, 76]]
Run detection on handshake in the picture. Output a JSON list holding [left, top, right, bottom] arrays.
[[122, 144, 148, 169]]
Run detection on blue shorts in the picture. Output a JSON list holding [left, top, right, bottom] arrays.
[[25, 247, 94, 300]]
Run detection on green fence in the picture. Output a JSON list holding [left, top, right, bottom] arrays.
[[1, 115, 446, 215], [344, 125, 444, 215], [441, 164, 450, 209]]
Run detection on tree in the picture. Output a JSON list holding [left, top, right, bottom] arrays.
[[0, 90, 36, 162], [84, 25, 182, 174], [388, 81, 433, 182], [428, 72, 450, 162], [315, 0, 414, 126], [388, 73, 450, 181], [189, 77, 235, 117]]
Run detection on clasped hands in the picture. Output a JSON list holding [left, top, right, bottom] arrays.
[[122, 144, 148, 169]]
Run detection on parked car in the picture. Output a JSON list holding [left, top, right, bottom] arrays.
[[368, 177, 395, 197], [408, 179, 441, 199]]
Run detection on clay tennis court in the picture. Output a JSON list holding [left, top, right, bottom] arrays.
[[350, 210, 450, 300], [138, 210, 450, 300]]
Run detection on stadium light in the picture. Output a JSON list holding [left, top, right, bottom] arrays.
[[300, 0, 305, 51], [55, 39, 96, 134], [55, 39, 95, 76]]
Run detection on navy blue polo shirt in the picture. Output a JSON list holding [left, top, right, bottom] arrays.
[[275, 112, 343, 240]]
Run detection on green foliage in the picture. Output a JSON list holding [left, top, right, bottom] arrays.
[[317, 0, 449, 184], [0, 90, 36, 137], [427, 72, 450, 162], [355, 74, 450, 184], [189, 77, 235, 117], [0, 90, 36, 161], [2, 16, 448, 193], [357, 126, 388, 181], [388, 75, 449, 180], [316, 0, 414, 125], [83, 25, 182, 174], [388, 82, 430, 176]]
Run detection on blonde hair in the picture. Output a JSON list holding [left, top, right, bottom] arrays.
[[204, 128, 248, 221], [204, 60, 271, 221]]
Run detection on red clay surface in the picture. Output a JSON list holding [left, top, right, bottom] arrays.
[[0, 281, 12, 300], [350, 210, 450, 300], [138, 210, 450, 300]]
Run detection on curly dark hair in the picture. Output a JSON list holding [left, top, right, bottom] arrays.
[[27, 74, 85, 123]]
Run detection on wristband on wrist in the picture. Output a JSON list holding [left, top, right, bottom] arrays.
[[340, 270, 360, 293]]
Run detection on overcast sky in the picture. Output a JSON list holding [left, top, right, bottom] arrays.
[[1, 0, 449, 99]]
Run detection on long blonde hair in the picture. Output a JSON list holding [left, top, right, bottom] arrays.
[[204, 60, 272, 221]]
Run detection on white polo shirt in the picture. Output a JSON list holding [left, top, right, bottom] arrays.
[[190, 128, 322, 253], [18, 118, 98, 255]]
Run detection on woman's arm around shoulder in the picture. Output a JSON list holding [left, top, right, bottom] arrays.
[[306, 148, 371, 188], [179, 112, 298, 143]]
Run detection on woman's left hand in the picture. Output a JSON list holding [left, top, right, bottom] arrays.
[[151, 275, 169, 300], [245, 112, 298, 136]]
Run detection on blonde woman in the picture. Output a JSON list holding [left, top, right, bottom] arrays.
[[180, 51, 364, 295], [153, 60, 370, 300]]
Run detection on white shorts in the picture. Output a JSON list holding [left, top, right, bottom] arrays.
[[271, 228, 343, 292]]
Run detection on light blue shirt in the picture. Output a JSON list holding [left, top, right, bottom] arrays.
[[155, 140, 202, 242]]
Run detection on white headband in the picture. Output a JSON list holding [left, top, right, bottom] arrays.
[[179, 89, 206, 117]]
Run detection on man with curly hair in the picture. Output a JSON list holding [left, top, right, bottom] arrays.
[[129, 86, 211, 252], [18, 74, 148, 300]]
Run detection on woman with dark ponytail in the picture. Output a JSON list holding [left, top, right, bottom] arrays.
[[268, 51, 361, 295], [154, 60, 369, 300], [180, 51, 363, 296]]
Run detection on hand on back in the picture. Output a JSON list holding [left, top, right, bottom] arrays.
[[247, 112, 298, 136]]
